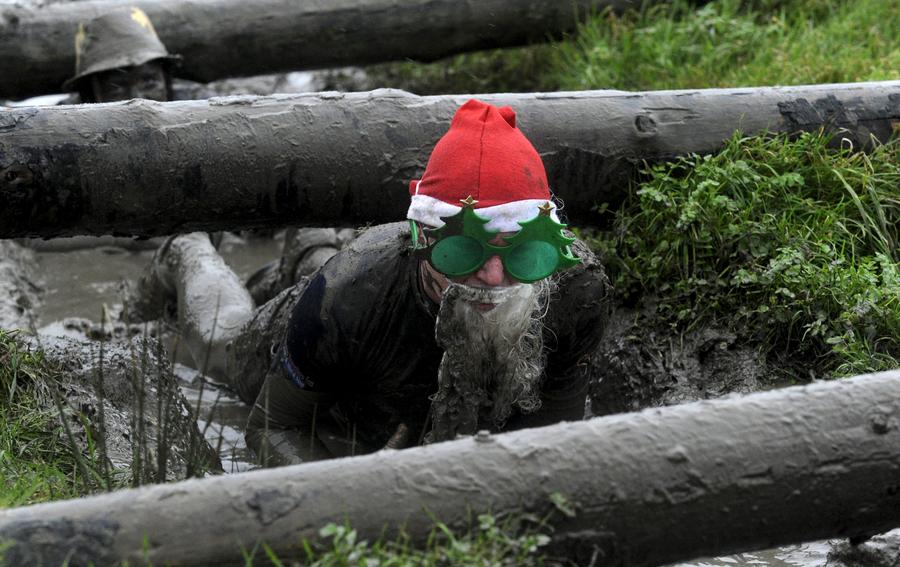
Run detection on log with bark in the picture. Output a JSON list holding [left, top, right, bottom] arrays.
[[1, 82, 898, 239], [0, 0, 642, 101], [0, 370, 898, 567]]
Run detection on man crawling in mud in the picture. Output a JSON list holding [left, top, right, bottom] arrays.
[[133, 100, 610, 465]]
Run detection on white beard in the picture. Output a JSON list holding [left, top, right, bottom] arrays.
[[427, 280, 550, 442]]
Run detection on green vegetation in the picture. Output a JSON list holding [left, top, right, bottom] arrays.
[[0, 330, 80, 506], [372, 0, 898, 95], [246, 514, 551, 567], [553, 0, 899, 91], [0, 507, 554, 566], [362, 46, 558, 95], [592, 132, 900, 379]]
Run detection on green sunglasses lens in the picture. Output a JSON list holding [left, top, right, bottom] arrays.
[[504, 240, 559, 282], [431, 236, 485, 276]]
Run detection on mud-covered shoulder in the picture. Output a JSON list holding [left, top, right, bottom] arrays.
[[317, 222, 413, 301], [283, 222, 419, 380], [341, 221, 411, 256]]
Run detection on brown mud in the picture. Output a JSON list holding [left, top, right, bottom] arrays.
[[827, 530, 900, 567], [31, 233, 284, 472], [589, 305, 770, 417], [27, 332, 221, 481]]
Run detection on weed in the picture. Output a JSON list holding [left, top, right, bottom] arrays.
[[356, 0, 898, 95], [0, 330, 81, 506], [235, 510, 553, 566], [551, 0, 899, 91], [361, 44, 559, 95], [591, 131, 900, 379]]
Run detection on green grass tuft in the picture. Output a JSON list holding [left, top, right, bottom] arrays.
[[242, 510, 553, 567], [551, 0, 899, 91], [0, 330, 81, 507], [591, 131, 900, 379], [359, 0, 898, 96]]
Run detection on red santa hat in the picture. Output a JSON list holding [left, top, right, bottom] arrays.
[[407, 99, 560, 232]]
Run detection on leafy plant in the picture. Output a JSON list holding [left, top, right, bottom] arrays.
[[593, 131, 900, 379], [0, 330, 80, 506], [551, 0, 899, 91]]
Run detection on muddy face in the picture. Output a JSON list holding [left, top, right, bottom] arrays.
[[89, 60, 169, 102]]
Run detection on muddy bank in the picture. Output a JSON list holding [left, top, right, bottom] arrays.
[[827, 529, 900, 567], [588, 304, 770, 416], [1, 237, 220, 482], [26, 332, 221, 482]]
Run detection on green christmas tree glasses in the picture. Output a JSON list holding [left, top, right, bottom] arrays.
[[411, 197, 581, 283]]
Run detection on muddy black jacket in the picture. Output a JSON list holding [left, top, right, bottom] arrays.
[[248, 222, 610, 461]]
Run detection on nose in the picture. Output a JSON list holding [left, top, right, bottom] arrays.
[[473, 255, 507, 287]]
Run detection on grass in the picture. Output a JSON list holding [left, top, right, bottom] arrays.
[[361, 45, 559, 95], [589, 131, 900, 380], [0, 330, 82, 506], [253, 512, 552, 567], [0, 326, 220, 509], [367, 0, 898, 95], [552, 0, 899, 91]]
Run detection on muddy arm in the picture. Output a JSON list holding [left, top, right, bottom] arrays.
[[245, 370, 336, 466]]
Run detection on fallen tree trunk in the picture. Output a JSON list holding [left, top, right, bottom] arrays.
[[0, 0, 641, 101], [1, 371, 898, 567], [1, 82, 898, 238]]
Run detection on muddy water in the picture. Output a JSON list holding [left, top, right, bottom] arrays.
[[33, 235, 283, 474], [668, 542, 832, 566], [31, 237, 840, 566]]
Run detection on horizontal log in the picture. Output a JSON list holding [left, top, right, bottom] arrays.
[[1, 82, 898, 239], [0, 371, 898, 567], [0, 0, 641, 101]]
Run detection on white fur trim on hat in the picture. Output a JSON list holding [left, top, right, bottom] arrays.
[[407, 194, 561, 232]]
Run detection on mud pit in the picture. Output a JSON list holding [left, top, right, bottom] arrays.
[[24, 234, 895, 566], [31, 234, 284, 474]]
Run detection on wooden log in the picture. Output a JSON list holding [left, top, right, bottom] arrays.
[[0, 0, 642, 101], [0, 371, 897, 566], [1, 82, 898, 239]]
